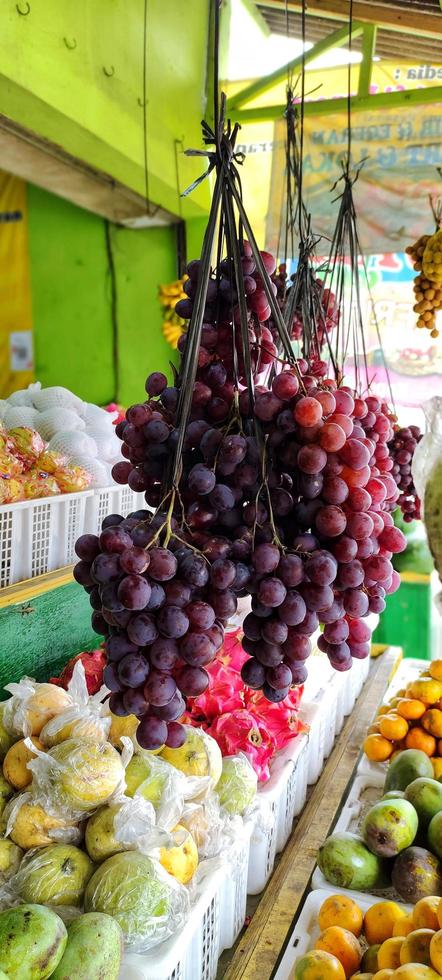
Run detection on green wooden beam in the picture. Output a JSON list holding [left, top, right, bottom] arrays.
[[358, 24, 377, 98], [229, 21, 365, 109], [233, 85, 442, 122]]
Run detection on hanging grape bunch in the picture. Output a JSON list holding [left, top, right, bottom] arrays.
[[406, 233, 442, 338], [388, 424, 422, 522]]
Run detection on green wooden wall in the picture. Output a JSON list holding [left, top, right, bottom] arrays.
[[1, 0, 211, 220], [27, 183, 183, 406]]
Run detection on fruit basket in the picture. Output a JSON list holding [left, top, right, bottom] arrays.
[[247, 703, 318, 895], [0, 490, 94, 587], [272, 887, 410, 980], [0, 486, 145, 588], [121, 865, 224, 980]]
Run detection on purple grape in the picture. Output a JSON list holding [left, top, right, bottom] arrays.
[[118, 575, 152, 610], [99, 527, 133, 554], [278, 591, 307, 626], [144, 670, 177, 706], [262, 683, 290, 703], [257, 577, 287, 608], [120, 547, 150, 575], [165, 722, 186, 748], [103, 662, 124, 693], [152, 691, 185, 721], [73, 561, 94, 587], [179, 632, 215, 666], [123, 687, 150, 716], [118, 653, 150, 688], [241, 658, 266, 689], [149, 637, 179, 670], [136, 714, 168, 750], [186, 601, 215, 630], [106, 635, 139, 662], [254, 642, 283, 667], [109, 693, 127, 716], [266, 663, 292, 690], [261, 619, 288, 645], [176, 665, 209, 696], [163, 580, 192, 608], [127, 613, 158, 647], [91, 554, 121, 583], [145, 582, 166, 611], [75, 534, 100, 562]]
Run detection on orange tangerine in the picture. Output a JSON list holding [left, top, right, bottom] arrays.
[[432, 758, 442, 780], [397, 699, 426, 721], [315, 926, 362, 977], [429, 928, 442, 972], [405, 727, 436, 756], [379, 714, 409, 741], [429, 661, 442, 682], [318, 895, 363, 938], [406, 679, 442, 706], [413, 898, 440, 932], [392, 913, 415, 937], [377, 936, 404, 969], [364, 902, 405, 945], [363, 734, 393, 763], [294, 949, 346, 979], [400, 929, 434, 966], [422, 709, 442, 738]]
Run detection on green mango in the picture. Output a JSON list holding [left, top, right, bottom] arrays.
[[51, 912, 123, 980], [0, 903, 67, 979], [317, 831, 387, 891], [361, 797, 418, 857], [405, 776, 442, 829], [384, 748, 433, 793]]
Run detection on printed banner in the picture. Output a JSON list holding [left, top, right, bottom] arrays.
[[227, 61, 442, 254], [0, 170, 34, 398]]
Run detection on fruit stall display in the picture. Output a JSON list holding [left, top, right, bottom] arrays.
[[282, 658, 442, 979]]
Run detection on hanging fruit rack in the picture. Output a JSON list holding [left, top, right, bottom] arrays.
[[71, 3, 412, 751]]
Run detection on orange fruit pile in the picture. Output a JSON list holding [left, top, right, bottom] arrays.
[[293, 893, 442, 978], [364, 663, 442, 769]]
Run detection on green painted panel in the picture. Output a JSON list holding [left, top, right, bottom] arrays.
[[27, 184, 184, 406], [28, 184, 115, 404], [111, 223, 179, 405], [0, 0, 210, 218], [373, 580, 432, 660], [0, 583, 97, 696]]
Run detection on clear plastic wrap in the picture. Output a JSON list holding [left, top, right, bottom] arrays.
[[180, 795, 231, 859], [126, 751, 186, 831], [84, 850, 190, 952], [160, 725, 223, 801], [0, 839, 23, 880], [3, 679, 73, 737], [215, 753, 258, 816], [412, 396, 442, 599], [39, 662, 111, 748], [11, 842, 94, 907], [26, 736, 131, 819], [2, 792, 83, 849], [84, 796, 166, 863], [66, 455, 111, 488]]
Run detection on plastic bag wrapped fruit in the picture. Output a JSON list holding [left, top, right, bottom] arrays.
[[8, 426, 46, 465], [412, 397, 442, 589], [125, 753, 186, 830], [3, 680, 73, 737], [3, 793, 82, 849], [0, 452, 23, 477], [12, 843, 94, 907], [0, 476, 24, 503], [39, 662, 110, 748], [159, 824, 198, 884], [54, 464, 91, 493], [159, 726, 222, 800], [22, 471, 60, 499], [215, 753, 258, 815], [37, 449, 68, 474], [27, 737, 128, 818], [84, 851, 190, 951], [85, 796, 157, 863]]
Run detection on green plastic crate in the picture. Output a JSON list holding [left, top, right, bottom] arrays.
[[373, 572, 432, 661]]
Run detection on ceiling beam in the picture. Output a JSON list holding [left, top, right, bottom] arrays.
[[257, 1, 442, 39], [358, 24, 377, 98], [232, 84, 442, 122], [229, 20, 364, 108]]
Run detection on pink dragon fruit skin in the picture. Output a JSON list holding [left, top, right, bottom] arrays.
[[50, 647, 106, 694], [208, 708, 277, 782], [189, 659, 244, 723], [244, 686, 306, 751], [218, 629, 248, 672]]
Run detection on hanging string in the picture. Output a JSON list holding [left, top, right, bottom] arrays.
[[297, 0, 307, 245], [141, 0, 150, 214]]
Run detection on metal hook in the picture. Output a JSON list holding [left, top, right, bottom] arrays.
[[103, 65, 115, 78], [137, 97, 147, 107], [16, 1, 30, 14], [63, 37, 77, 50]]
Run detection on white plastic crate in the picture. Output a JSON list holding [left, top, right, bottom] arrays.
[[303, 679, 340, 785], [218, 818, 254, 952], [0, 490, 94, 587], [247, 708, 318, 895], [273, 887, 409, 980], [121, 867, 224, 980], [357, 655, 428, 779], [85, 484, 146, 534]]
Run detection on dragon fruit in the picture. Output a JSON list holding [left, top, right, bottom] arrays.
[[244, 687, 306, 752], [50, 648, 106, 695], [188, 659, 244, 724], [208, 709, 276, 782], [217, 629, 248, 672]]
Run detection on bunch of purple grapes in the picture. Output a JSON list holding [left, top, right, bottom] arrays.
[[74, 515, 230, 750], [176, 242, 279, 384], [388, 425, 422, 522]]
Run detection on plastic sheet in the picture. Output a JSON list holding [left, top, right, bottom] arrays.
[[11, 842, 94, 907], [413, 396, 442, 597], [215, 753, 258, 816], [127, 750, 187, 831], [3, 679, 73, 738], [39, 662, 111, 748], [26, 736, 131, 819], [84, 850, 190, 952], [3, 791, 83, 849]]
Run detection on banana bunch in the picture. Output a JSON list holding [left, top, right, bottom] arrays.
[[424, 456, 442, 583], [158, 278, 188, 350]]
